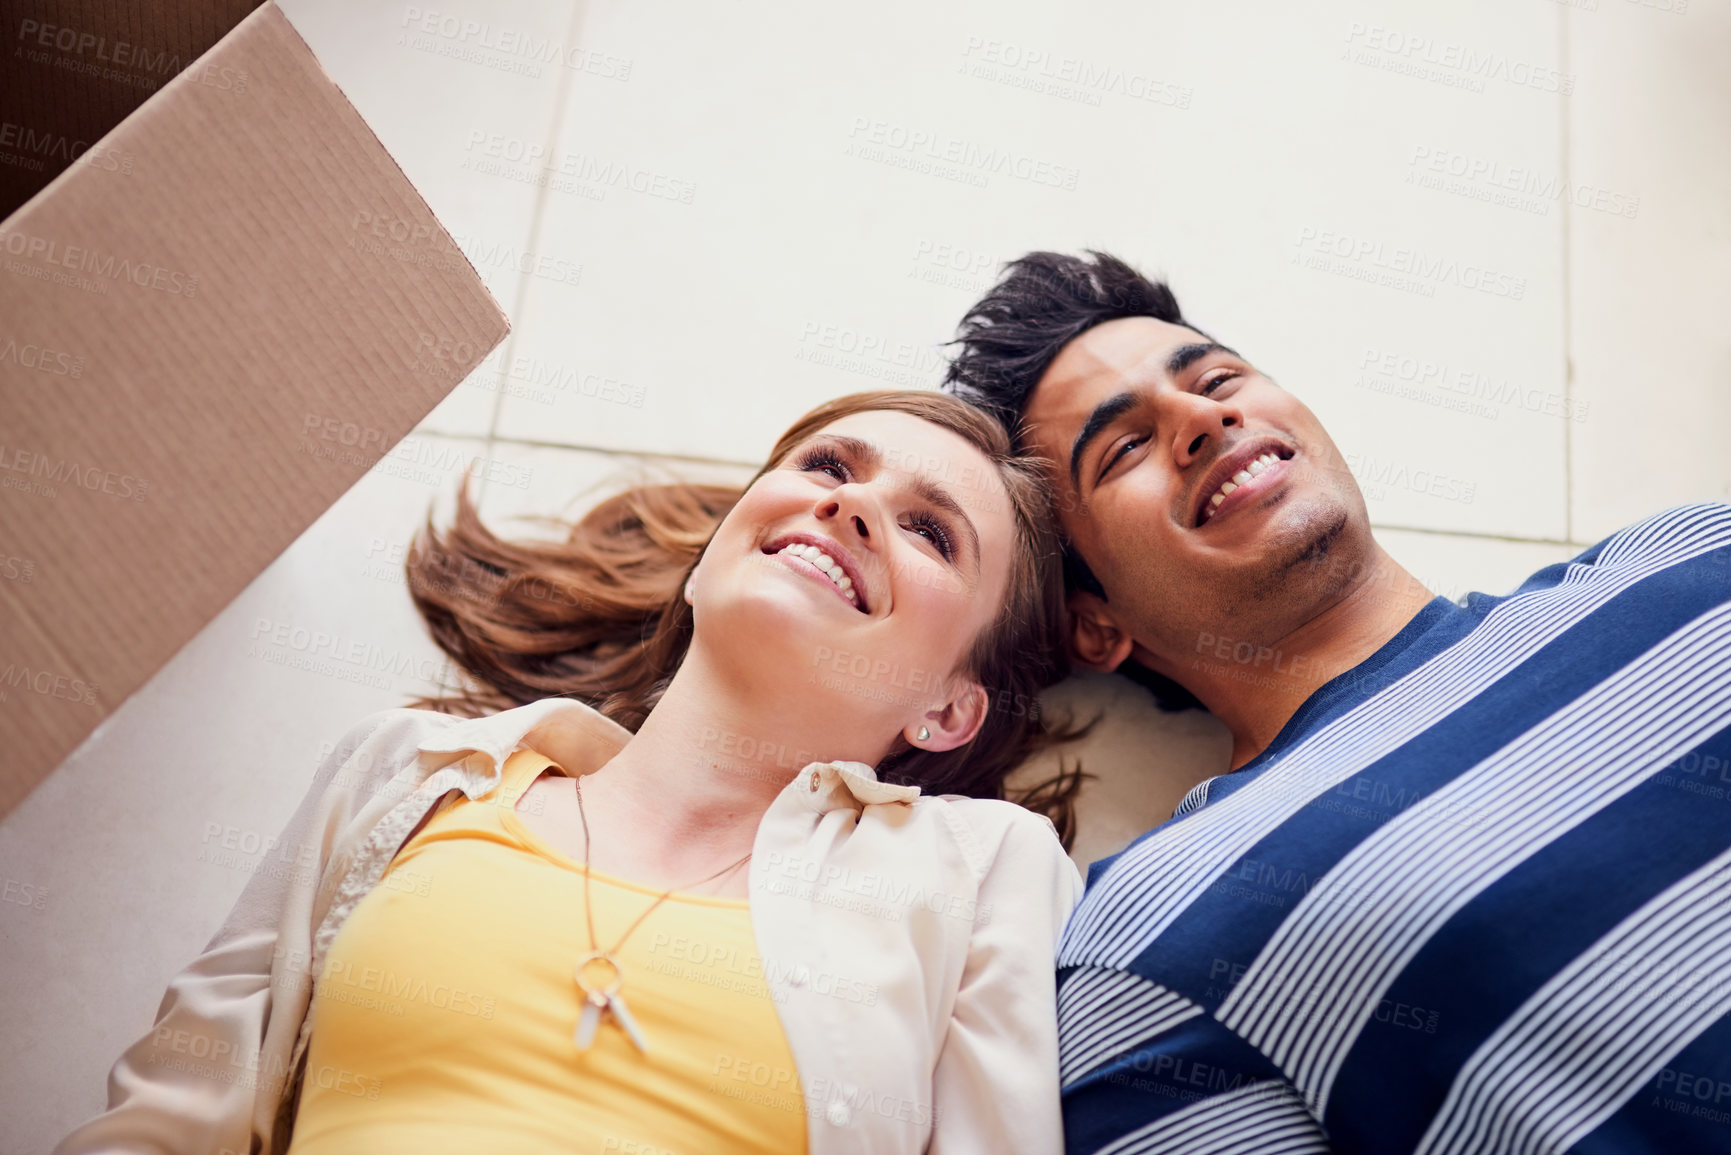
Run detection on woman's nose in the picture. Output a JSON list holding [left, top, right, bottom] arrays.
[[816, 494, 871, 540]]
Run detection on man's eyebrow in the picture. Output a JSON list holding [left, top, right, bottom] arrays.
[[1166, 341, 1239, 376], [1069, 391, 1138, 491], [825, 435, 981, 566]]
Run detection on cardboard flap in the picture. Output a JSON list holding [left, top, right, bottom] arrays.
[[0, 2, 510, 818]]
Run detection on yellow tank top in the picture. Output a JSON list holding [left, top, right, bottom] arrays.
[[288, 748, 808, 1154]]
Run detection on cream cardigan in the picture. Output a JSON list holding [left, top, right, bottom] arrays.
[[54, 697, 1082, 1154]]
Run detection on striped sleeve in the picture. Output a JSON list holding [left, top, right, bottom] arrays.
[[1059, 966, 1332, 1154]]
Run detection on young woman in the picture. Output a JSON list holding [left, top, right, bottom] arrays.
[[55, 390, 1087, 1155]]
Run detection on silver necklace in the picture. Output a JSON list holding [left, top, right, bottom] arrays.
[[570, 776, 753, 1054]]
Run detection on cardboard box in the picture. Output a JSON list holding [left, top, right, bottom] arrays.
[[0, 1, 511, 819]]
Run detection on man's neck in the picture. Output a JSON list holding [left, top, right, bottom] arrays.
[[1154, 549, 1435, 771]]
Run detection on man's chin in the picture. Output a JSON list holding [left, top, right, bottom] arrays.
[[1242, 503, 1354, 603]]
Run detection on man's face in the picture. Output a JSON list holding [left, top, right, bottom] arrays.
[[1022, 315, 1370, 663]]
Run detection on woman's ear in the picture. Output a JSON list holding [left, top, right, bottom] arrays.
[[909, 681, 990, 753], [683, 554, 704, 606], [1068, 589, 1135, 673]]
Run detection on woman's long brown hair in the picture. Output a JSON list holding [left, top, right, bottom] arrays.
[[403, 390, 1091, 845]]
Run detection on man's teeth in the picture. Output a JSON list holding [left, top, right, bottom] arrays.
[[776, 543, 858, 604], [1206, 453, 1283, 516]]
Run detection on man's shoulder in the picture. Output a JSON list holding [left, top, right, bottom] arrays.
[[1572, 502, 1731, 574]]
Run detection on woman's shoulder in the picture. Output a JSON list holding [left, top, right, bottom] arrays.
[[315, 705, 461, 794], [900, 792, 1069, 878], [336, 703, 454, 753], [916, 790, 1062, 835], [888, 794, 1082, 929]]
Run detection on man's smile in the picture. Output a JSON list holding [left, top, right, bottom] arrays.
[[1194, 438, 1297, 528]]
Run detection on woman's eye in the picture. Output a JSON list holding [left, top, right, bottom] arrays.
[[794, 447, 850, 481], [907, 515, 954, 560]]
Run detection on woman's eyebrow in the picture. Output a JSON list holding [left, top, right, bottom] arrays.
[[823, 434, 879, 466]]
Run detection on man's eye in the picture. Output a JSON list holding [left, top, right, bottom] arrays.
[[1200, 369, 1241, 396], [1102, 437, 1143, 478]]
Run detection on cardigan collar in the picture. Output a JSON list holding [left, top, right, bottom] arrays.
[[412, 696, 921, 812]]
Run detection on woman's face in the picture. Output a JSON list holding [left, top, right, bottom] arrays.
[[690, 410, 1017, 745]]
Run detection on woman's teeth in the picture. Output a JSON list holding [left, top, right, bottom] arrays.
[[1206, 452, 1282, 516], [776, 543, 858, 605]]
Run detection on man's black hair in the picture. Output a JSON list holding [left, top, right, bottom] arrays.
[[943, 249, 1206, 435], [943, 249, 1208, 712]]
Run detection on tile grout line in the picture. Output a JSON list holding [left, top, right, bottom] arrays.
[[413, 433, 1592, 549], [488, 435, 760, 470], [482, 446, 1588, 549], [476, 0, 588, 509], [414, 429, 760, 470], [1559, 6, 1576, 546], [1370, 521, 1587, 550], [433, 0, 585, 702]]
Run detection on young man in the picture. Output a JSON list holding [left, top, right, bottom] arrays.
[[945, 250, 1731, 1154]]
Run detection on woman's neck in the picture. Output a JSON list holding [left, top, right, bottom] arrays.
[[575, 647, 892, 869]]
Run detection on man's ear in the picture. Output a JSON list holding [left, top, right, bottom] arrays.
[[1068, 589, 1135, 673], [910, 681, 990, 752]]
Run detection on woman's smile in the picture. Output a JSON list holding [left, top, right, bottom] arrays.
[[766, 541, 868, 612]]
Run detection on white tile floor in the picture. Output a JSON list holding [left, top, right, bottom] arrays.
[[1564, 0, 1731, 541], [6, 1, 1728, 1148]]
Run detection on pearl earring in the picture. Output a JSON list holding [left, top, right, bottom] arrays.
[[916, 726, 930, 742], [683, 577, 695, 605]]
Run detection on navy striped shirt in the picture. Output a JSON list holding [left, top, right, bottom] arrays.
[[1058, 503, 1731, 1154]]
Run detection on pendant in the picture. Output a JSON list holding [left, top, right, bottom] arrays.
[[575, 993, 605, 1049], [573, 951, 649, 1053], [607, 989, 649, 1052]]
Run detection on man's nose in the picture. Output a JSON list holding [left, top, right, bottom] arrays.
[[1171, 397, 1242, 467]]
